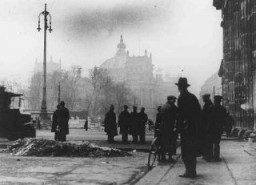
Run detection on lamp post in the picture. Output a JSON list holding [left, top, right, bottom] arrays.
[[37, 3, 52, 120]]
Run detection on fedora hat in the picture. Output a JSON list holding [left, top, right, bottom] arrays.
[[175, 77, 190, 87]]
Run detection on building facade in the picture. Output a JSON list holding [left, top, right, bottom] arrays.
[[101, 36, 179, 119], [214, 0, 256, 129]]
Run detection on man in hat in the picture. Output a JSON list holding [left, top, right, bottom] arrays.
[[159, 96, 178, 162], [206, 95, 226, 161], [51, 104, 61, 141], [201, 94, 213, 159], [176, 77, 201, 178], [138, 107, 148, 144], [130, 106, 139, 143], [58, 101, 70, 141], [118, 105, 130, 144], [104, 104, 118, 143]]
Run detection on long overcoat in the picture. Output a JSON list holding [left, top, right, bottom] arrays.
[[130, 111, 139, 135], [137, 112, 148, 135], [58, 107, 70, 135], [177, 91, 201, 160], [160, 102, 178, 154], [207, 104, 226, 143], [118, 110, 130, 135], [104, 111, 118, 136]]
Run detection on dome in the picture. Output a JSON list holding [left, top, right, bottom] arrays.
[[101, 56, 127, 69]]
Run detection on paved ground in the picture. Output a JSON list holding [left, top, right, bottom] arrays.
[[136, 138, 256, 185], [0, 129, 153, 185]]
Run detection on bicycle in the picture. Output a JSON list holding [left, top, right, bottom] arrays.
[[148, 129, 161, 170]]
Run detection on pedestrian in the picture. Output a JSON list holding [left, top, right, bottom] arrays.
[[51, 105, 60, 141], [36, 116, 41, 130], [104, 104, 118, 143], [130, 106, 139, 143], [159, 96, 178, 162], [57, 101, 70, 141], [84, 119, 88, 131], [201, 94, 213, 159], [138, 107, 148, 144], [118, 105, 130, 144], [224, 112, 233, 137], [176, 77, 201, 178], [206, 95, 227, 161]]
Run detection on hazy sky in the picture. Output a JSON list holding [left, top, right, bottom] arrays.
[[0, 0, 222, 95]]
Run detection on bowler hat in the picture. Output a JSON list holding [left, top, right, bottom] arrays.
[[202, 94, 211, 99], [214, 95, 222, 100], [175, 77, 190, 87]]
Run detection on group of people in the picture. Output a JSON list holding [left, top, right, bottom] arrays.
[[51, 101, 70, 141], [104, 105, 148, 144], [154, 77, 230, 178]]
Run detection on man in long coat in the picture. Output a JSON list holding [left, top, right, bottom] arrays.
[[138, 107, 148, 144], [118, 105, 130, 144], [104, 104, 117, 143], [176, 77, 201, 178], [201, 94, 213, 158], [160, 96, 178, 162], [58, 101, 70, 141], [206, 95, 226, 161], [130, 106, 139, 143]]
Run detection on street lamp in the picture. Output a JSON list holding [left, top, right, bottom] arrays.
[[37, 3, 52, 120]]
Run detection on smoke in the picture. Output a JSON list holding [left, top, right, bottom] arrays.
[[58, 1, 172, 39]]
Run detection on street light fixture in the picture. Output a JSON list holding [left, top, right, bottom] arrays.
[[37, 3, 52, 121]]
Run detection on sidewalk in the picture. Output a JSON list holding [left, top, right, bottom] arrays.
[[136, 139, 256, 185]]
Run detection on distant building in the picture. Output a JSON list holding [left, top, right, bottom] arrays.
[[213, 0, 256, 129], [34, 57, 61, 74], [101, 35, 179, 118], [199, 72, 222, 105]]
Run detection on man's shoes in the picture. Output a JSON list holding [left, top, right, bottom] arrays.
[[179, 172, 197, 178]]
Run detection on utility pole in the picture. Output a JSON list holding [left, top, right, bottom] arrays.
[[37, 3, 53, 120], [58, 82, 60, 104]]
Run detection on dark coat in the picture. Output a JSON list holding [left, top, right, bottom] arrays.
[[137, 112, 148, 134], [51, 109, 59, 132], [155, 112, 161, 131], [207, 104, 226, 143], [177, 91, 201, 160], [118, 110, 130, 134], [104, 111, 117, 136], [130, 111, 139, 135], [58, 107, 70, 135], [200, 101, 213, 139], [160, 102, 178, 153]]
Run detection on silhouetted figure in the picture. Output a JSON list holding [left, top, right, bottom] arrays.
[[36, 116, 41, 130], [201, 94, 213, 158], [118, 105, 130, 144], [51, 104, 61, 141], [224, 112, 233, 137], [104, 104, 117, 143], [58, 101, 70, 141], [84, 119, 88, 131], [138, 107, 148, 144], [176, 77, 201, 178], [130, 106, 139, 143], [160, 96, 178, 162], [206, 95, 226, 161]]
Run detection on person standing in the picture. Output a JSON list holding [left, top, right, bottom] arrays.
[[51, 104, 60, 141], [130, 106, 139, 143], [104, 104, 118, 143], [201, 94, 213, 159], [118, 105, 130, 144], [206, 95, 227, 161], [160, 96, 178, 162], [58, 101, 70, 141], [176, 77, 201, 178], [154, 106, 162, 133], [138, 107, 148, 144]]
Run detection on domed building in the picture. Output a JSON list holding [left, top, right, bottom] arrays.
[[101, 35, 156, 117]]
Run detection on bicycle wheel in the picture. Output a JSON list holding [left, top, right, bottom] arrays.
[[148, 138, 160, 170]]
